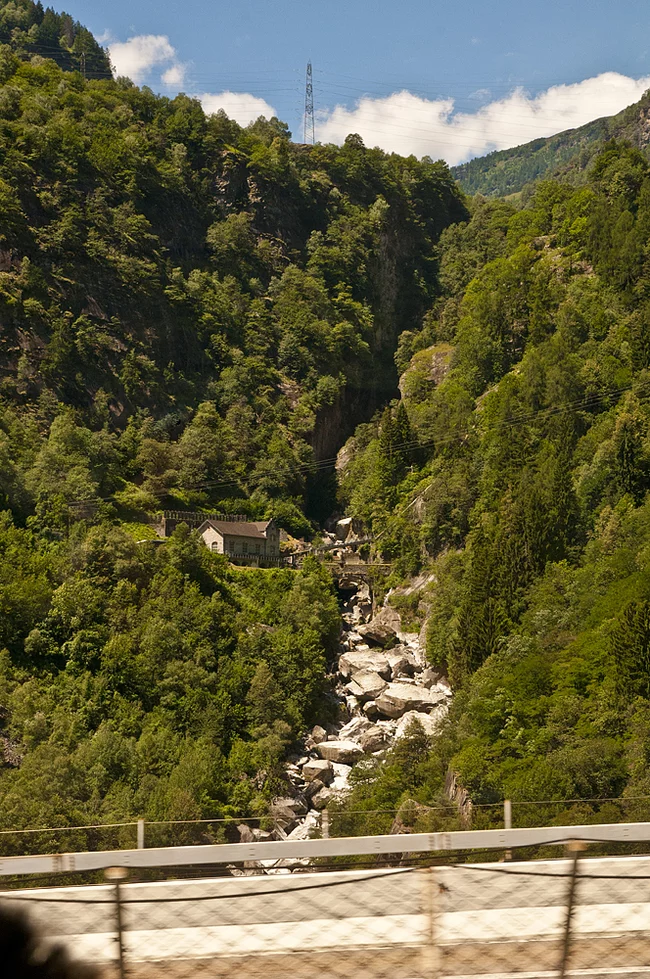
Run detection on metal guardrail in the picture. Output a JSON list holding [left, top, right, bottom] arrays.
[[2, 821, 650, 877], [5, 830, 650, 979]]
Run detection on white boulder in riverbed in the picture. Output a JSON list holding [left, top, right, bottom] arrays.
[[270, 796, 309, 831], [309, 725, 328, 744], [311, 786, 334, 809], [359, 724, 389, 753], [395, 709, 446, 739], [345, 669, 387, 701], [362, 700, 382, 720], [285, 811, 320, 841], [338, 716, 372, 740], [387, 647, 421, 678], [302, 758, 334, 784], [338, 650, 391, 679], [330, 761, 354, 793], [375, 682, 447, 719], [316, 739, 364, 764]]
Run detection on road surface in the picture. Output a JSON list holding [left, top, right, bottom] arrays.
[[3, 855, 650, 977]]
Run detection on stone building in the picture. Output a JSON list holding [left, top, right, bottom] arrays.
[[197, 518, 281, 566]]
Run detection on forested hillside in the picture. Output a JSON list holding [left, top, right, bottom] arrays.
[[335, 144, 650, 829], [0, 1, 468, 840], [452, 89, 650, 197], [0, 3, 466, 537]]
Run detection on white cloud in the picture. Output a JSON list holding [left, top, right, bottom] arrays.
[[317, 72, 650, 166], [108, 34, 176, 83], [162, 63, 186, 87], [106, 33, 275, 122], [200, 91, 276, 126]]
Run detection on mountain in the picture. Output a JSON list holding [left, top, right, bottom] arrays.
[[451, 89, 650, 197]]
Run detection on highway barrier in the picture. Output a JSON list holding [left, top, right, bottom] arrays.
[[3, 823, 650, 978]]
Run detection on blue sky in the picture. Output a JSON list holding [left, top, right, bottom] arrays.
[[66, 0, 650, 164]]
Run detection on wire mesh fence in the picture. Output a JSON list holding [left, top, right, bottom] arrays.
[[5, 847, 650, 978]]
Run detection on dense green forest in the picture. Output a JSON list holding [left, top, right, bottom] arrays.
[[4, 0, 650, 843], [0, 0, 468, 841], [0, 0, 466, 537], [451, 89, 650, 198], [334, 143, 650, 831]]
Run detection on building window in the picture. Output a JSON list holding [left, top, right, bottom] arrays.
[[242, 542, 248, 554], [255, 543, 260, 554]]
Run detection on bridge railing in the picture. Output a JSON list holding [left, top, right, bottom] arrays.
[[3, 824, 650, 979]]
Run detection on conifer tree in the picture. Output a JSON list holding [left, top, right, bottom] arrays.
[[611, 600, 650, 700]]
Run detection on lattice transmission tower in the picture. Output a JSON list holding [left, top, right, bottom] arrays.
[[304, 61, 315, 144]]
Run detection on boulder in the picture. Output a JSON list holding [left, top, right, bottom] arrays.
[[330, 762, 353, 793], [419, 667, 444, 688], [338, 650, 391, 679], [387, 647, 421, 678], [435, 680, 453, 697], [304, 777, 326, 800], [270, 805, 298, 832], [345, 631, 365, 646], [286, 811, 320, 841], [302, 759, 334, 784], [310, 725, 328, 745], [237, 823, 255, 843], [375, 682, 447, 719], [357, 620, 397, 648], [270, 794, 308, 831], [316, 740, 364, 765], [338, 716, 372, 741], [359, 725, 389, 753], [345, 694, 361, 714], [311, 787, 333, 810], [362, 700, 382, 720], [346, 670, 388, 701], [395, 710, 445, 739], [357, 605, 404, 647], [335, 516, 353, 541]]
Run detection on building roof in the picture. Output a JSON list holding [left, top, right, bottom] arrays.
[[197, 519, 273, 540]]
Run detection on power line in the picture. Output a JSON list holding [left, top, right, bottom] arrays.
[[60, 384, 638, 516]]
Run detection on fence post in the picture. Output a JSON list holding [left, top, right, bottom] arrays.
[[558, 841, 586, 979], [137, 819, 145, 849], [106, 866, 129, 979], [420, 865, 439, 978], [504, 799, 512, 861], [321, 809, 329, 839]]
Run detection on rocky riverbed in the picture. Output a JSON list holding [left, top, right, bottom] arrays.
[[239, 548, 452, 864]]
